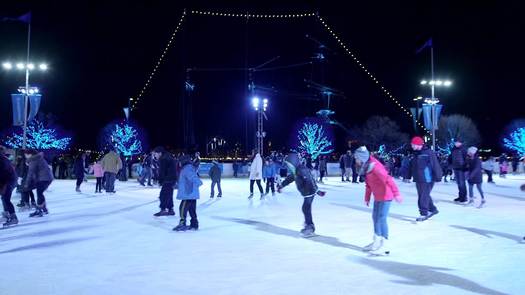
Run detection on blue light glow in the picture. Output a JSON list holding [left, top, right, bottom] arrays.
[[296, 122, 333, 160], [503, 127, 525, 156], [4, 120, 71, 150]]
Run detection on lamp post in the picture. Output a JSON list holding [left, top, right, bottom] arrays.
[[251, 97, 268, 155], [420, 79, 452, 150], [3, 61, 48, 148]]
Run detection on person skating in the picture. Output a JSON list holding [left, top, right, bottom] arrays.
[[74, 152, 86, 192], [208, 160, 222, 198], [409, 137, 443, 221], [343, 150, 353, 182], [277, 152, 326, 237], [354, 146, 402, 255], [152, 147, 177, 217], [466, 147, 486, 208], [449, 138, 468, 203], [22, 149, 53, 218], [101, 148, 122, 194], [1, 146, 18, 227], [193, 152, 201, 177], [318, 156, 328, 183], [339, 153, 346, 182], [138, 152, 153, 187], [17, 155, 36, 209], [173, 155, 202, 231], [248, 152, 264, 199], [482, 156, 496, 184], [263, 158, 277, 196], [90, 159, 104, 193]]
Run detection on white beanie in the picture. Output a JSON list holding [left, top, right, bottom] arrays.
[[467, 146, 478, 155]]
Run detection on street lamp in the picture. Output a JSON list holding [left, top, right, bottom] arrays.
[[252, 97, 269, 155], [420, 79, 452, 150], [2, 61, 49, 148]]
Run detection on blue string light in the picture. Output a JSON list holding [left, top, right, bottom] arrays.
[[4, 120, 71, 150], [110, 123, 143, 156]]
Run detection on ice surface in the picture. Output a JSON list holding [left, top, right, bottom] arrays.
[[1, 175, 524, 295]]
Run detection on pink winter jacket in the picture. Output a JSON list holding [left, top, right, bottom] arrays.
[[91, 163, 104, 178], [364, 157, 402, 203]]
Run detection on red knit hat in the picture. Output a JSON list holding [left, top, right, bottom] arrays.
[[411, 136, 424, 146]]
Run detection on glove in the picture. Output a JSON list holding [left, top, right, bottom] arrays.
[[316, 190, 326, 197]]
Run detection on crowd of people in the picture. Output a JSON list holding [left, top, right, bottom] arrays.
[[2, 136, 524, 253]]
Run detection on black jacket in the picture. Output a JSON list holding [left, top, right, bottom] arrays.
[[158, 153, 177, 184], [208, 164, 221, 182], [449, 146, 467, 170], [0, 154, 17, 190], [74, 157, 85, 177], [409, 147, 443, 183], [281, 164, 318, 197], [467, 154, 483, 184]]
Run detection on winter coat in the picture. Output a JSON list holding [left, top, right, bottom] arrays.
[[91, 163, 104, 178], [101, 151, 122, 174], [158, 153, 177, 184], [249, 153, 263, 180], [409, 147, 443, 183], [318, 158, 328, 172], [208, 163, 222, 182], [262, 163, 277, 178], [24, 153, 53, 190], [343, 154, 353, 168], [467, 154, 483, 184], [281, 163, 318, 197], [176, 164, 202, 200], [142, 155, 152, 168], [364, 156, 402, 203], [449, 146, 468, 170], [74, 157, 85, 177], [0, 154, 17, 193]]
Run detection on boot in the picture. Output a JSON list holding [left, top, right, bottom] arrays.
[[29, 208, 44, 218], [248, 193, 253, 199], [75, 186, 81, 193], [167, 209, 175, 216], [3, 213, 18, 227], [173, 221, 188, 231], [370, 237, 390, 255], [300, 224, 316, 236], [153, 209, 169, 217], [189, 220, 199, 231], [1, 211, 7, 222], [362, 234, 382, 252]]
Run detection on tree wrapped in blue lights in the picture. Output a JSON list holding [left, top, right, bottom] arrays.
[[296, 122, 333, 160], [109, 123, 143, 156], [503, 127, 525, 157], [4, 120, 71, 150]]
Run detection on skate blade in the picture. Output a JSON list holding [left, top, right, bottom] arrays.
[[369, 251, 390, 257]]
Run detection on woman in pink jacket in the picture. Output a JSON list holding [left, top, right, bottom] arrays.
[[354, 146, 402, 255], [89, 160, 104, 193]]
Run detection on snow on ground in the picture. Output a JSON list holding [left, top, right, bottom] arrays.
[[1, 175, 524, 295]]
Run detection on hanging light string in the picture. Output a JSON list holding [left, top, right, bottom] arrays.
[[315, 14, 430, 134], [190, 10, 315, 18], [131, 9, 187, 110]]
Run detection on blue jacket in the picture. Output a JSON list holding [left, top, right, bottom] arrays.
[[176, 164, 202, 200], [409, 147, 443, 183], [263, 163, 277, 178]]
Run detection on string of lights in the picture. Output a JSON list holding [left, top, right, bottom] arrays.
[[190, 10, 315, 18], [130, 10, 187, 110]]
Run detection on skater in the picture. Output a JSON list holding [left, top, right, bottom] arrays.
[[248, 152, 264, 199], [409, 137, 442, 221], [318, 155, 328, 183], [354, 146, 402, 255], [193, 152, 201, 177], [208, 160, 222, 198], [101, 148, 122, 194], [173, 155, 202, 231], [1, 146, 18, 227], [232, 159, 239, 178], [277, 152, 326, 237], [482, 156, 496, 183], [90, 159, 104, 193], [74, 152, 86, 192], [138, 152, 153, 186], [439, 154, 450, 182], [466, 147, 485, 207], [339, 153, 346, 182], [17, 155, 36, 209], [152, 147, 176, 216], [22, 149, 53, 218], [344, 150, 353, 182], [499, 155, 509, 178], [449, 138, 468, 203], [263, 158, 277, 196]]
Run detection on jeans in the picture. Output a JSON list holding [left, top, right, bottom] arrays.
[[140, 167, 152, 185], [179, 199, 197, 224], [265, 177, 275, 194], [104, 172, 117, 192], [159, 182, 174, 210], [35, 181, 51, 206], [372, 201, 391, 239], [211, 180, 222, 197], [1, 183, 15, 214], [468, 183, 485, 200], [250, 180, 263, 194], [76, 175, 83, 188], [302, 196, 315, 226], [454, 169, 467, 201], [416, 182, 437, 216]]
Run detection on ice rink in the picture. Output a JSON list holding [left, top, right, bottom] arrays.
[[1, 175, 524, 295]]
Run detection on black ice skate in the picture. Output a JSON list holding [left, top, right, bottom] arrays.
[[3, 214, 18, 227]]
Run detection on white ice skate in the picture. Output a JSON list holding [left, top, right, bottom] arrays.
[[362, 235, 382, 252], [370, 237, 390, 256]]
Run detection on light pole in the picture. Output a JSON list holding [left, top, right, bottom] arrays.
[[420, 79, 452, 150], [3, 61, 48, 148], [251, 97, 268, 155]]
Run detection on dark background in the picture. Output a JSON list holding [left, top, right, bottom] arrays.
[[1, 1, 524, 154]]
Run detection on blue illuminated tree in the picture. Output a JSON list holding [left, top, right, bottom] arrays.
[[503, 127, 525, 157], [109, 123, 143, 156], [296, 122, 333, 160], [3, 120, 71, 150]]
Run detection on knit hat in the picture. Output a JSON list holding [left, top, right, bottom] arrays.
[[467, 146, 478, 155], [353, 146, 370, 163], [411, 136, 424, 146]]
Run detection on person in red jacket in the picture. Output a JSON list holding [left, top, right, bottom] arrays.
[[354, 146, 402, 255]]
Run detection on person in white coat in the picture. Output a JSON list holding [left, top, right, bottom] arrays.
[[249, 153, 264, 199]]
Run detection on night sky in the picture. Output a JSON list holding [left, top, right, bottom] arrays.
[[1, 1, 524, 154]]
